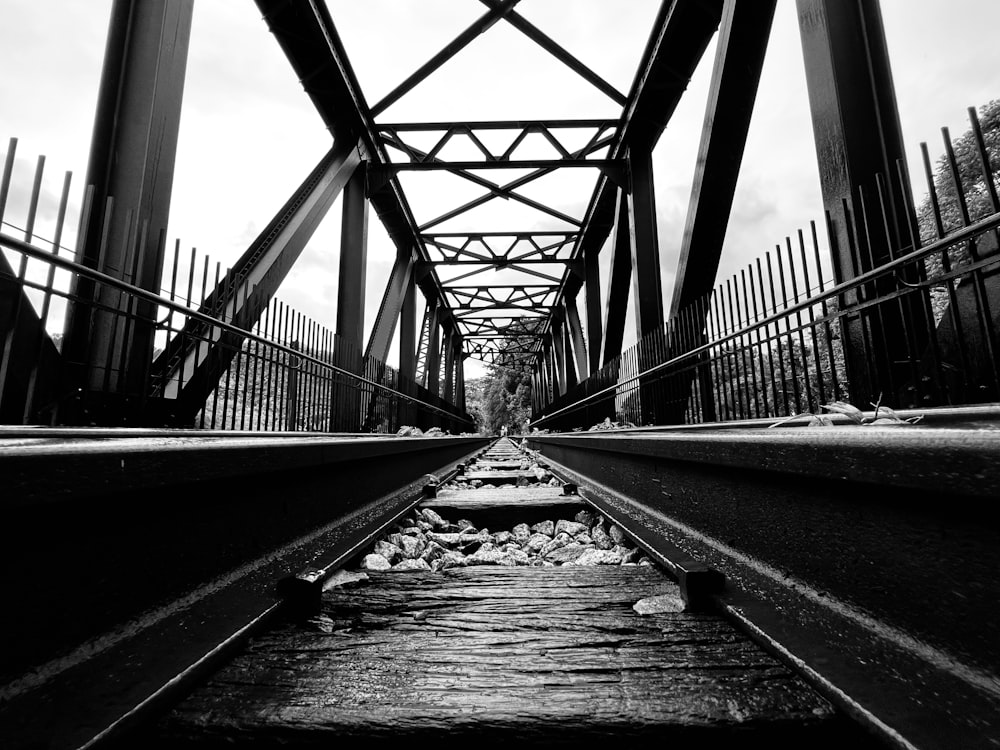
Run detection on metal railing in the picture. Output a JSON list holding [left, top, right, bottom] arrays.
[[0, 138, 474, 433], [533, 104, 1000, 431]]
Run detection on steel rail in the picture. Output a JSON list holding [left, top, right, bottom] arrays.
[[524, 425, 1000, 750], [0, 434, 490, 749], [531, 209, 1000, 427], [0, 231, 474, 428]]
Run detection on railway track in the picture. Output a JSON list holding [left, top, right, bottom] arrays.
[[1, 410, 998, 749]]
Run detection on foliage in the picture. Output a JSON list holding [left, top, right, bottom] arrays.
[[463, 376, 486, 430], [477, 364, 532, 435], [915, 99, 1000, 329], [916, 99, 1000, 244]]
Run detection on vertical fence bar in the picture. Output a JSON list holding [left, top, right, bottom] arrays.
[[810, 221, 843, 401], [22, 169, 72, 422], [0, 137, 17, 223], [0, 154, 45, 407], [723, 277, 744, 418], [101, 208, 131, 396], [739, 267, 762, 418], [785, 236, 813, 411], [764, 251, 791, 416]]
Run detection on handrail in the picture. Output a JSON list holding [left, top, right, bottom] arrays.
[[531, 209, 1000, 427], [0, 231, 474, 427]]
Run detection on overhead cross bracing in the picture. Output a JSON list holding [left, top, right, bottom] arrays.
[[254, 0, 725, 376]]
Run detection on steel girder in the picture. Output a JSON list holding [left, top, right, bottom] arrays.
[[60, 0, 194, 422], [601, 189, 634, 367], [564, 294, 589, 381], [336, 161, 369, 350], [424, 301, 442, 396], [669, 0, 777, 318], [253, 0, 449, 312], [255, 0, 725, 404], [551, 0, 725, 346], [627, 148, 664, 338], [397, 271, 418, 381], [443, 329, 456, 402], [150, 140, 362, 421], [477, 0, 627, 105], [657, 0, 776, 424], [583, 235, 603, 374], [366, 246, 417, 363], [797, 0, 930, 407]]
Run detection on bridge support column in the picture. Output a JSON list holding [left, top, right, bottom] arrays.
[[798, 0, 929, 408], [60, 0, 194, 425], [565, 294, 589, 382], [456, 350, 466, 414], [538, 349, 547, 408], [602, 189, 632, 367], [563, 320, 578, 391], [627, 148, 664, 339], [584, 240, 603, 374], [443, 328, 456, 403], [548, 325, 560, 398], [395, 272, 418, 427], [398, 272, 417, 380], [334, 162, 369, 430], [425, 300, 441, 397], [336, 163, 369, 350], [627, 150, 665, 426], [551, 328, 566, 397], [538, 348, 549, 409]]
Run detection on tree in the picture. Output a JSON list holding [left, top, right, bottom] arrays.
[[478, 364, 531, 435], [917, 99, 1000, 245]]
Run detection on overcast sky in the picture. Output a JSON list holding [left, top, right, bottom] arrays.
[[1, 0, 998, 380]]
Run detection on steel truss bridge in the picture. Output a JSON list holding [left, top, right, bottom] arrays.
[[1, 2, 999, 749]]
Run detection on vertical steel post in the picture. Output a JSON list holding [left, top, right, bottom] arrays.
[[538, 347, 549, 409], [285, 341, 300, 431], [365, 245, 415, 363], [584, 241, 603, 373], [563, 321, 578, 391], [627, 148, 665, 338], [602, 189, 633, 366], [551, 323, 567, 396], [565, 295, 589, 381], [456, 347, 466, 414], [425, 300, 441, 396], [334, 162, 369, 430], [443, 328, 456, 403], [669, 0, 777, 317], [398, 272, 417, 380], [61, 0, 194, 424], [336, 163, 369, 350], [797, 0, 928, 405]]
